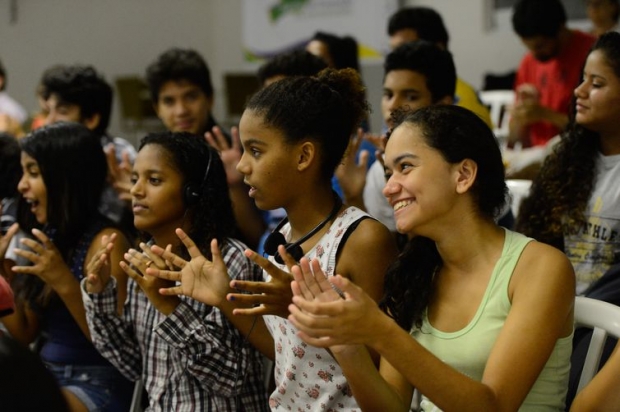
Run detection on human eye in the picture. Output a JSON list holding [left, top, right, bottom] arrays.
[[27, 166, 40, 178], [130, 173, 138, 185], [382, 90, 393, 99], [161, 97, 174, 106], [185, 91, 200, 102], [149, 177, 162, 185], [399, 161, 414, 173], [405, 93, 419, 102], [249, 147, 261, 158]]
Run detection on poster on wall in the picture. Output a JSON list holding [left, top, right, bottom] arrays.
[[242, 0, 399, 62]]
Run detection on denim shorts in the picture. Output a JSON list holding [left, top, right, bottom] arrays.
[[45, 362, 133, 412]]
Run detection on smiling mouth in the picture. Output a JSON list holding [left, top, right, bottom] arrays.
[[393, 200, 412, 212]]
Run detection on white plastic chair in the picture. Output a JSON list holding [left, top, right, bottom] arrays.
[[574, 296, 620, 393], [505, 179, 532, 218], [479, 90, 515, 143]]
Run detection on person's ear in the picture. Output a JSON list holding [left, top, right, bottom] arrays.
[[297, 141, 316, 172], [454, 158, 477, 194], [83, 113, 101, 131]]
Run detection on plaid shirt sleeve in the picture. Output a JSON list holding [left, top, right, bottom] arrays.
[[154, 239, 262, 398], [81, 277, 142, 382]]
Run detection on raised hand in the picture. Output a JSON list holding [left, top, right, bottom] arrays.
[[0, 113, 25, 138], [105, 145, 133, 202], [227, 245, 298, 318], [363, 132, 387, 153], [12, 229, 72, 288], [290, 258, 344, 303], [290, 259, 363, 356], [335, 128, 369, 209], [364, 132, 387, 170], [120, 242, 180, 315], [148, 228, 231, 308], [205, 126, 243, 186], [288, 274, 386, 348], [85, 233, 117, 293]]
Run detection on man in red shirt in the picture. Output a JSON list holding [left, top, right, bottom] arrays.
[[510, 0, 595, 147]]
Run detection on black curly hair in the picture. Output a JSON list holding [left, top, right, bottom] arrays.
[[41, 65, 113, 136], [137, 132, 235, 258], [387, 7, 450, 47], [512, 0, 566, 38], [516, 32, 620, 249], [384, 40, 456, 103], [145, 48, 213, 102], [245, 68, 369, 182], [379, 105, 507, 331], [309, 32, 360, 72], [257, 49, 327, 86]]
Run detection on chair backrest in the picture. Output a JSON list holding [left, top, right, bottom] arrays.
[[505, 179, 532, 218], [574, 296, 620, 392], [478, 90, 515, 142]]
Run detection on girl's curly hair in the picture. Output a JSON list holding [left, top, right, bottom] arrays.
[[516, 32, 620, 249]]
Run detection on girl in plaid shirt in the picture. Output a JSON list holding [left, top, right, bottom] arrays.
[[83, 132, 269, 411]]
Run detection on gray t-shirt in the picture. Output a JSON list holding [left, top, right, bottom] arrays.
[[564, 152, 620, 294]]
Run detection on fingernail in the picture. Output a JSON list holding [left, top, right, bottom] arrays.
[[228, 295, 235, 301]]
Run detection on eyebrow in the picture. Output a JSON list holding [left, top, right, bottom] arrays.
[[242, 138, 267, 146], [383, 87, 421, 94], [590, 74, 607, 82], [386, 153, 419, 168], [132, 168, 164, 175]]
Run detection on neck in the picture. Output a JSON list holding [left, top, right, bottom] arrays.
[[431, 215, 504, 274], [285, 188, 341, 241], [599, 131, 620, 155]]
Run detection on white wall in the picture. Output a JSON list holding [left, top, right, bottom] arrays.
[[0, 0, 534, 138], [0, 0, 219, 142]]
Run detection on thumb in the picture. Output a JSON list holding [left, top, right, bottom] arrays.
[[357, 150, 369, 169], [330, 275, 359, 300]]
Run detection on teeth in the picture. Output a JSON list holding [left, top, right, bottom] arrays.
[[393, 200, 411, 211]]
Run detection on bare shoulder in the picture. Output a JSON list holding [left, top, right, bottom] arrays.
[[512, 240, 575, 300], [336, 217, 398, 300], [339, 217, 397, 258]]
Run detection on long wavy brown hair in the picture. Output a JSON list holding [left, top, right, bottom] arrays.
[[516, 32, 620, 249]]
